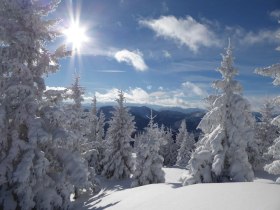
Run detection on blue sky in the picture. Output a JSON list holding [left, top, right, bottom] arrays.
[[46, 0, 280, 110]]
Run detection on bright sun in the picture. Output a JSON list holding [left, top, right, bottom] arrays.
[[64, 22, 88, 53]]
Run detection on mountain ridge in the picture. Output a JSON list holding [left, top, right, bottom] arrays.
[[84, 105, 260, 138]]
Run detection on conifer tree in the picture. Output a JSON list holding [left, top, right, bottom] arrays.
[[249, 100, 278, 170], [176, 120, 188, 146], [255, 37, 280, 182], [101, 91, 135, 179], [247, 129, 261, 171], [97, 111, 106, 143], [87, 96, 106, 174], [63, 76, 100, 196], [182, 41, 255, 185], [0, 1, 94, 209], [176, 120, 195, 167], [64, 75, 88, 153], [43, 87, 100, 197], [132, 111, 165, 187], [258, 100, 279, 163], [160, 127, 178, 166]]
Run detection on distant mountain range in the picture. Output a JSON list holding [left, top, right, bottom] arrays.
[[84, 105, 262, 139], [94, 106, 206, 138]]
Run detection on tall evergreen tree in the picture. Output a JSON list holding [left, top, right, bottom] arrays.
[[64, 76, 100, 196], [132, 111, 165, 187], [160, 127, 178, 166], [176, 120, 188, 146], [86, 96, 106, 174], [64, 75, 88, 153], [182, 41, 254, 185], [101, 91, 135, 179], [251, 100, 278, 170], [0, 1, 93, 209], [255, 37, 280, 182], [176, 120, 195, 167]]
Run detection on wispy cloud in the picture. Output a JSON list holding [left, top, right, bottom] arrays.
[[95, 70, 126, 73], [114, 49, 148, 71], [162, 50, 171, 58], [182, 81, 207, 97], [242, 29, 280, 45], [270, 10, 280, 19], [94, 81, 208, 108], [169, 60, 218, 73], [225, 25, 280, 46], [139, 15, 220, 52], [46, 86, 67, 91], [80, 45, 149, 72]]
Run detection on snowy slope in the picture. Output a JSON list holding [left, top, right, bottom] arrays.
[[75, 168, 280, 210]]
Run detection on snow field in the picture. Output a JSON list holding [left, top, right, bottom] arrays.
[[76, 167, 280, 210]]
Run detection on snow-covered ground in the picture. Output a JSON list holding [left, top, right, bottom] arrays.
[[73, 167, 280, 210]]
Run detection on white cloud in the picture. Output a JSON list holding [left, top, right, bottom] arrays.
[[225, 25, 280, 46], [46, 86, 67, 91], [242, 29, 280, 45], [83, 96, 95, 104], [125, 88, 150, 103], [147, 85, 152, 90], [95, 88, 120, 103], [94, 81, 208, 108], [114, 49, 148, 71], [45, 86, 89, 104], [162, 50, 171, 58], [182, 81, 207, 97], [96, 70, 126, 73], [139, 15, 220, 52], [45, 82, 209, 108], [270, 10, 280, 19]]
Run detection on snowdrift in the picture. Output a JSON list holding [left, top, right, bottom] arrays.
[[77, 168, 280, 210]]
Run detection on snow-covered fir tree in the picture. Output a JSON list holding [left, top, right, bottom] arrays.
[[255, 45, 280, 182], [64, 76, 87, 149], [97, 111, 106, 144], [97, 110, 106, 143], [160, 127, 178, 166], [176, 120, 195, 167], [176, 120, 188, 146], [258, 100, 279, 162], [42, 87, 100, 197], [182, 41, 255, 185], [101, 91, 135, 179], [86, 96, 106, 174], [250, 100, 278, 170], [63, 76, 100, 196], [247, 128, 261, 171], [0, 1, 95, 209], [132, 111, 165, 187], [69, 75, 84, 108]]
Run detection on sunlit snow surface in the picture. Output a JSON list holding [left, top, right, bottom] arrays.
[[73, 167, 280, 210]]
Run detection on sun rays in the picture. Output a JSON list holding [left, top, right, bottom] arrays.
[[63, 0, 91, 76], [64, 21, 88, 53], [63, 0, 90, 56]]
